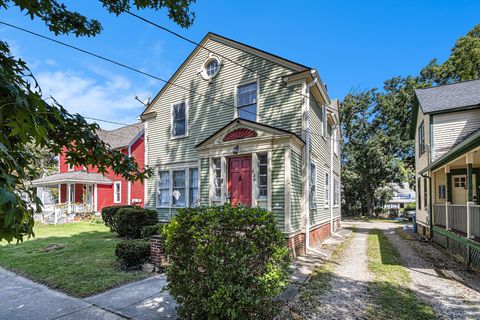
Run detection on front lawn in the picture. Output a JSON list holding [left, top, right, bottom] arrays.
[[0, 222, 149, 297]]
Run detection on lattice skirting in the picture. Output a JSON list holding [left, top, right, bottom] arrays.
[[433, 227, 480, 270]]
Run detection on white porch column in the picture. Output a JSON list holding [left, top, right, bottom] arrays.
[[467, 153, 473, 239], [445, 166, 450, 230]]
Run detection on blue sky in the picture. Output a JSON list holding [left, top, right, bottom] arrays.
[[1, 1, 479, 129]]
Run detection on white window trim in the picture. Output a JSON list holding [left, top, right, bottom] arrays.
[[113, 181, 121, 204], [324, 171, 330, 208], [310, 160, 317, 209], [334, 129, 339, 157], [233, 78, 260, 122], [333, 175, 340, 208], [170, 100, 189, 139], [199, 54, 222, 81], [211, 158, 222, 202], [156, 165, 199, 208], [322, 105, 327, 140]]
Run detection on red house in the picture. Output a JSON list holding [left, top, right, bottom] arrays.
[[32, 123, 145, 220]]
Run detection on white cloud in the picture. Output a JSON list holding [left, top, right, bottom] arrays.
[[36, 70, 151, 130]]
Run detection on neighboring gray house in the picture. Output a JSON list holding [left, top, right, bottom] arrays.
[[411, 79, 480, 266], [141, 33, 341, 256]]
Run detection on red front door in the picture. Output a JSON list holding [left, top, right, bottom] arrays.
[[228, 156, 252, 206]]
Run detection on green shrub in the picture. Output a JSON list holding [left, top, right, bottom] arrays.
[[101, 205, 136, 233], [141, 223, 165, 238], [116, 208, 158, 239], [163, 204, 291, 319], [115, 239, 151, 270]]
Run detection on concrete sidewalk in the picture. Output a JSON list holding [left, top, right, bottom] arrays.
[[0, 268, 125, 320], [85, 275, 176, 319], [0, 268, 176, 320]]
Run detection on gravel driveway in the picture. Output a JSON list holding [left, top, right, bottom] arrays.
[[304, 226, 374, 319], [288, 220, 480, 320]]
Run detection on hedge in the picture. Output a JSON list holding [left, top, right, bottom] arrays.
[[101, 205, 136, 233], [116, 207, 158, 239], [163, 204, 291, 319], [115, 239, 151, 270]]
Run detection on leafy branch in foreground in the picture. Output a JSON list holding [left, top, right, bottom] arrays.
[[0, 42, 152, 242]]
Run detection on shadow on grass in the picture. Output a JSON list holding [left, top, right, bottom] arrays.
[[0, 225, 148, 297]]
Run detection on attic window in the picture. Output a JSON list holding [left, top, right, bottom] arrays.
[[200, 55, 221, 80]]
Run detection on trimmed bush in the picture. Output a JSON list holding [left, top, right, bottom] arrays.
[[101, 205, 136, 233], [115, 239, 151, 270], [116, 208, 158, 239], [163, 204, 291, 319], [141, 223, 165, 239]]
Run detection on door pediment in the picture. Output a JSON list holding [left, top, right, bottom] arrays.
[[195, 118, 303, 150]]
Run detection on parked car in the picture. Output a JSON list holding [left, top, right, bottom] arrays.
[[403, 210, 416, 220]]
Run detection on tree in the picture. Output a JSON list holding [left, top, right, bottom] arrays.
[[420, 24, 480, 84], [341, 24, 480, 216], [341, 90, 405, 216], [0, 0, 196, 242]]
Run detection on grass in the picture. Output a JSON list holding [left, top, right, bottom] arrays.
[[366, 229, 436, 319], [0, 222, 149, 297]]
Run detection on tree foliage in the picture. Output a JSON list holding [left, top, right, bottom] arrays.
[[0, 0, 196, 242], [341, 24, 480, 216]]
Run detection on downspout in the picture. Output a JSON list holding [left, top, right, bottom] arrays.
[[421, 172, 433, 240], [304, 74, 323, 255], [330, 122, 337, 234]]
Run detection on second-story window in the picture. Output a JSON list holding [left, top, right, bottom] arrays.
[[418, 121, 425, 156], [172, 101, 187, 138], [237, 82, 257, 121]]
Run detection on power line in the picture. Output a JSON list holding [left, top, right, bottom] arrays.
[[1, 21, 341, 142], [125, 11, 316, 103], [0, 21, 235, 110]]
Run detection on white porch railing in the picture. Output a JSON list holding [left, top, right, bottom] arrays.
[[448, 204, 468, 234], [40, 203, 94, 224], [471, 205, 480, 238], [433, 204, 446, 227]]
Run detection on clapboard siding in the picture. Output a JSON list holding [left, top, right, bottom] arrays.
[[291, 149, 303, 231], [414, 105, 430, 226], [309, 95, 341, 224], [433, 109, 480, 161], [145, 38, 303, 209], [272, 149, 285, 230]]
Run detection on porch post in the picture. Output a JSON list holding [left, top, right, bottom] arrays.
[[467, 153, 473, 239], [445, 166, 450, 230]]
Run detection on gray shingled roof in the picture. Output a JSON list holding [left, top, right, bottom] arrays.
[[96, 122, 144, 150], [31, 171, 113, 186], [415, 79, 480, 114]]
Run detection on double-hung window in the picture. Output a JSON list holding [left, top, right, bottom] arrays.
[[157, 171, 170, 208], [236, 82, 257, 121], [418, 121, 425, 156], [310, 161, 317, 208], [172, 170, 186, 207], [258, 153, 268, 199], [213, 158, 222, 201], [322, 105, 327, 138], [189, 168, 199, 207], [324, 172, 330, 207], [114, 181, 121, 203], [333, 176, 339, 207], [172, 101, 187, 138], [334, 129, 339, 156]]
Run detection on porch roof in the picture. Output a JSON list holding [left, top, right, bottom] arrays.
[[31, 171, 113, 187], [421, 127, 480, 174]]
